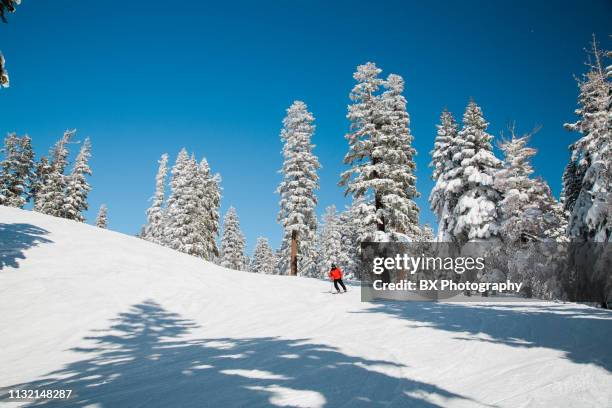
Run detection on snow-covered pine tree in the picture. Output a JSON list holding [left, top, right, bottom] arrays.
[[529, 177, 569, 242], [561, 150, 583, 213], [429, 109, 459, 241], [317, 205, 345, 277], [495, 128, 567, 243], [378, 73, 420, 238], [430, 110, 459, 181], [340, 62, 385, 236], [178, 154, 218, 260], [0, 133, 18, 205], [276, 100, 320, 276], [331, 197, 376, 280], [563, 37, 611, 242], [195, 158, 221, 260], [163, 150, 208, 257], [63, 138, 92, 222], [272, 247, 285, 275], [340, 63, 420, 240], [220, 206, 246, 271], [29, 156, 51, 206], [143, 153, 169, 244], [250, 237, 276, 274], [495, 129, 537, 244], [0, 133, 34, 207], [34, 130, 75, 217], [418, 224, 435, 242], [337, 210, 357, 273], [95, 204, 108, 229], [446, 100, 502, 244]]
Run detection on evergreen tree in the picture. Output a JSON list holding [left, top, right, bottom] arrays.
[[429, 109, 460, 241], [546, 198, 570, 242], [561, 151, 583, 213], [143, 153, 169, 244], [317, 205, 345, 278], [340, 63, 420, 239], [163, 149, 206, 257], [334, 197, 375, 280], [495, 130, 537, 244], [273, 247, 285, 275], [195, 158, 221, 260], [251, 237, 276, 274], [418, 224, 435, 242], [34, 130, 75, 217], [30, 156, 51, 206], [95, 204, 108, 229], [563, 37, 611, 242], [340, 62, 385, 233], [276, 100, 320, 276], [446, 100, 502, 243], [0, 133, 18, 205], [63, 138, 92, 221], [529, 177, 569, 242], [220, 206, 246, 270], [0, 133, 34, 207], [495, 129, 567, 243], [378, 73, 420, 237]]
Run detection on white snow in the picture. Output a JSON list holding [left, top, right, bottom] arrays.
[[1, 206, 612, 407]]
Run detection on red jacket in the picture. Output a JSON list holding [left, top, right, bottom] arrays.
[[329, 267, 343, 280]]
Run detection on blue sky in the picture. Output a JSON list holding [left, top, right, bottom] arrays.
[[2, 0, 610, 252]]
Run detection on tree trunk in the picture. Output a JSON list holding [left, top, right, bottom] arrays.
[[375, 192, 385, 232], [372, 155, 385, 233], [290, 230, 298, 276]]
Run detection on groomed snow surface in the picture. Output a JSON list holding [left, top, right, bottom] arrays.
[[1, 206, 611, 408]]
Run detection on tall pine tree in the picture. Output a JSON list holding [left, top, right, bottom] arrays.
[[195, 158, 221, 260], [0, 133, 34, 208], [95, 204, 108, 229], [30, 156, 51, 206], [34, 130, 75, 217], [250, 237, 275, 274], [143, 153, 169, 244], [429, 109, 459, 241], [317, 205, 347, 278], [495, 130, 537, 243], [277, 100, 320, 276], [378, 73, 420, 237], [220, 206, 246, 270], [563, 37, 611, 242], [340, 63, 420, 240], [63, 138, 92, 221], [446, 100, 501, 243], [163, 149, 202, 256], [495, 128, 565, 243]]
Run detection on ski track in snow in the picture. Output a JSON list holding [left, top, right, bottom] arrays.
[[1, 206, 611, 408]]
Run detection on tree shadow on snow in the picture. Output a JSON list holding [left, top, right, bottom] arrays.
[[352, 301, 612, 372], [0, 300, 482, 408], [0, 223, 52, 270]]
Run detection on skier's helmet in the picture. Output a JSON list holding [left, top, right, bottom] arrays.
[[331, 263, 337, 269]]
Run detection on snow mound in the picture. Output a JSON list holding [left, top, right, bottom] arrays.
[[1, 206, 612, 407]]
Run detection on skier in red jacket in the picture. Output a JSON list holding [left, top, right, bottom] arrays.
[[329, 264, 347, 293]]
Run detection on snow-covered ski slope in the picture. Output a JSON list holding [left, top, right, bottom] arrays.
[[1, 206, 611, 408]]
